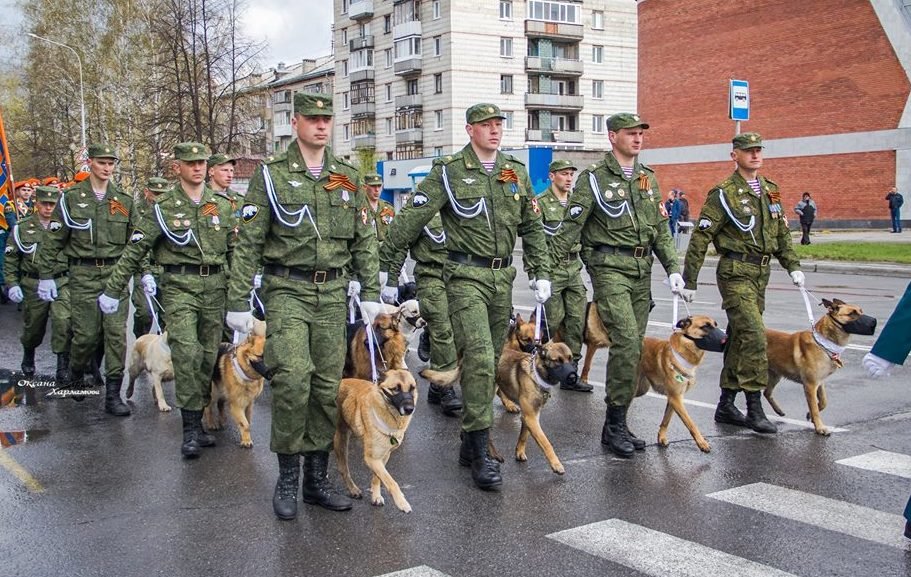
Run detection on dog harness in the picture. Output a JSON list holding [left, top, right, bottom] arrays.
[[369, 405, 405, 446], [231, 355, 259, 383], [812, 330, 845, 368]]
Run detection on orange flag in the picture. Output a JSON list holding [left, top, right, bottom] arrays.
[[0, 108, 14, 231]]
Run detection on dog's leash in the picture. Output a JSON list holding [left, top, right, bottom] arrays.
[[671, 294, 692, 332], [799, 286, 822, 330], [351, 294, 382, 384], [144, 292, 165, 335]]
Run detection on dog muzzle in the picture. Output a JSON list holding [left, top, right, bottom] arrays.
[[249, 357, 273, 380], [547, 363, 578, 388], [690, 327, 728, 353], [383, 389, 415, 416], [520, 341, 536, 354], [839, 315, 877, 336]]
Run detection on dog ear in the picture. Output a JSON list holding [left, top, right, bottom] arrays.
[[832, 298, 845, 306], [821, 298, 834, 310], [515, 313, 524, 324], [675, 317, 692, 330]]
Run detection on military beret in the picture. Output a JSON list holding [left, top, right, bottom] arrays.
[[294, 93, 333, 117], [146, 177, 171, 194], [88, 144, 119, 160], [34, 185, 59, 203], [466, 103, 506, 124], [363, 173, 383, 186], [173, 142, 210, 162], [13, 180, 29, 189], [41, 176, 59, 186], [207, 153, 236, 168], [549, 159, 577, 173], [607, 113, 649, 132], [73, 171, 90, 183], [732, 132, 763, 150]]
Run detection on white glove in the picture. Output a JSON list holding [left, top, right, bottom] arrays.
[[141, 274, 157, 295], [226, 310, 255, 333], [253, 273, 262, 289], [37, 279, 58, 302], [7, 285, 23, 303], [528, 277, 537, 290], [679, 288, 696, 302], [668, 273, 685, 295], [378, 271, 389, 288], [534, 279, 552, 304], [347, 280, 361, 298], [98, 293, 120, 314], [381, 284, 399, 304], [863, 353, 894, 378], [790, 270, 805, 287]]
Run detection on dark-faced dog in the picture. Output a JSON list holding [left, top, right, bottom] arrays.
[[765, 298, 876, 436], [344, 310, 408, 381]]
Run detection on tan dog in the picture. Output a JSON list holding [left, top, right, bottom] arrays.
[[580, 302, 612, 385], [334, 369, 418, 513], [345, 310, 408, 381], [127, 332, 174, 412], [765, 298, 876, 436], [495, 313, 538, 413], [635, 316, 727, 452], [203, 328, 269, 448]]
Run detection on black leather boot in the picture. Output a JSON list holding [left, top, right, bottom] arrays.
[[626, 428, 647, 451], [301, 451, 352, 511], [428, 384, 462, 416], [273, 453, 300, 520], [104, 376, 131, 417], [21, 348, 36, 376], [64, 368, 87, 402], [601, 405, 635, 458], [418, 329, 431, 362], [459, 428, 502, 490], [55, 352, 70, 384], [714, 388, 748, 427], [745, 391, 777, 434], [181, 409, 201, 458]]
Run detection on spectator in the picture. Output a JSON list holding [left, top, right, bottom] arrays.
[[677, 190, 690, 232], [794, 191, 817, 245], [665, 190, 680, 236], [886, 187, 903, 233]]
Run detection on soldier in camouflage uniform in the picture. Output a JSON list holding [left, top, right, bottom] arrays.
[[379, 103, 551, 490], [207, 153, 241, 342], [131, 177, 170, 338], [100, 143, 237, 457], [225, 93, 378, 520], [363, 173, 395, 243], [550, 113, 685, 458], [681, 132, 804, 434], [5, 186, 71, 381], [36, 144, 138, 416], [534, 159, 592, 392]]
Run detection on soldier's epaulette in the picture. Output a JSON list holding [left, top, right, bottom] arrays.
[[263, 152, 286, 166], [152, 189, 174, 204], [213, 190, 234, 203], [638, 162, 655, 173], [502, 152, 525, 166], [584, 159, 606, 174], [435, 152, 463, 166], [762, 176, 778, 187]]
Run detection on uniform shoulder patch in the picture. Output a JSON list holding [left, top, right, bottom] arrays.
[[503, 153, 526, 166], [4, 245, 13, 255], [698, 218, 713, 230], [129, 229, 145, 244], [241, 203, 260, 223], [441, 152, 462, 165], [569, 205, 584, 219], [334, 156, 359, 172], [638, 162, 654, 173], [412, 192, 430, 207], [49, 221, 62, 232], [263, 152, 286, 165]]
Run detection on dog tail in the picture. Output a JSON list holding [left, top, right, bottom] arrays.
[[420, 366, 461, 387]]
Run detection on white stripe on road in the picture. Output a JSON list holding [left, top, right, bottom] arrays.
[[375, 566, 451, 577], [837, 450, 911, 479], [548, 518, 800, 577], [707, 483, 911, 550]]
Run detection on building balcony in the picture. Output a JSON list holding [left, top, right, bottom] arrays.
[[349, 35, 374, 51], [525, 92, 584, 110], [525, 19, 584, 41], [525, 56, 584, 76], [273, 100, 293, 112], [395, 128, 423, 144], [394, 57, 422, 76], [273, 124, 293, 138], [349, 69, 375, 83], [553, 130, 584, 143], [395, 93, 423, 109], [526, 129, 547, 142], [348, 0, 373, 20], [393, 20, 422, 39], [353, 133, 376, 149], [351, 101, 376, 117]]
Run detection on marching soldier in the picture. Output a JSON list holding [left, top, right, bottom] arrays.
[[225, 93, 378, 520], [131, 177, 170, 338], [681, 132, 804, 434], [534, 159, 592, 392], [36, 144, 137, 417], [99, 143, 237, 457], [379, 103, 551, 491], [550, 113, 684, 458], [207, 153, 240, 342], [4, 185, 71, 381], [364, 173, 395, 243]]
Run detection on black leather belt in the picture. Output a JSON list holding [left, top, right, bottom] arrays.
[[447, 251, 512, 270], [594, 245, 651, 258], [263, 264, 341, 284], [564, 251, 580, 262], [723, 251, 771, 266], [24, 271, 68, 280], [70, 257, 118, 267], [163, 264, 222, 276]]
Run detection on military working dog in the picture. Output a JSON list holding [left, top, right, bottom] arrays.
[[127, 332, 175, 412]]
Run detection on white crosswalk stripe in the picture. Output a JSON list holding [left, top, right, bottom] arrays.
[[707, 482, 911, 550], [548, 518, 800, 577], [836, 450, 911, 479], [374, 566, 451, 577]]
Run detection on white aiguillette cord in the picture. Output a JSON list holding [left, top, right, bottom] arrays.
[[144, 292, 164, 335], [351, 294, 383, 384], [262, 164, 321, 239]]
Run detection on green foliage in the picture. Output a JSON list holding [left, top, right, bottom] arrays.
[[794, 242, 911, 264]]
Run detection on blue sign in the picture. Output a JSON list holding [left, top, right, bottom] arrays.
[[729, 79, 750, 121]]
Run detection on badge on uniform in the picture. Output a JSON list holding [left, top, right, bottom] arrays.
[[4, 245, 13, 255], [658, 203, 669, 218], [130, 230, 145, 244], [361, 207, 369, 225], [212, 215, 220, 226], [49, 221, 62, 232], [531, 197, 540, 214], [698, 218, 713, 230], [569, 206, 583, 219], [412, 193, 429, 207], [241, 204, 259, 223]]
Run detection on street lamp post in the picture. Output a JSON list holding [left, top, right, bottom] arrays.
[[27, 33, 86, 151]]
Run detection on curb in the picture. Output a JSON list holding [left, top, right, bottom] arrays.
[[701, 256, 911, 278]]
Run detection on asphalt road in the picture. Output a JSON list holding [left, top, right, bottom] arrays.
[[1, 262, 909, 577]]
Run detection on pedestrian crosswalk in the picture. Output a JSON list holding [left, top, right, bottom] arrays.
[[836, 449, 911, 479]]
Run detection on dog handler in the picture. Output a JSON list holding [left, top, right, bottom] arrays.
[[681, 132, 805, 434], [225, 93, 379, 520], [550, 113, 684, 458]]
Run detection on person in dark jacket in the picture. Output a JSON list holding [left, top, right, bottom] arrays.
[[886, 187, 903, 233], [794, 192, 817, 245]]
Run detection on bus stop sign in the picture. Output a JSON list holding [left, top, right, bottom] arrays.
[[729, 79, 750, 121]]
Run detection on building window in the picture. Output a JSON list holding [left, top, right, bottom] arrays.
[[343, 92, 350, 110], [500, 74, 513, 94], [341, 0, 348, 14], [592, 45, 603, 63], [350, 49, 373, 71], [395, 109, 423, 130], [500, 37, 513, 57], [386, 118, 393, 135], [342, 28, 348, 45], [434, 146, 443, 157], [503, 111, 514, 130], [344, 124, 350, 141], [592, 10, 604, 29], [434, 73, 443, 94], [351, 118, 375, 137], [272, 90, 291, 104], [592, 80, 603, 99], [433, 0, 440, 19], [527, 1, 581, 24], [387, 151, 394, 161], [351, 82, 375, 105], [395, 145, 424, 160], [385, 83, 392, 102], [394, 0, 420, 25], [406, 78, 419, 95], [394, 36, 421, 60], [434, 110, 443, 130], [592, 114, 604, 133], [384, 15, 392, 33], [500, 0, 512, 19], [434, 36, 442, 56], [385, 48, 393, 68], [342, 59, 349, 76]]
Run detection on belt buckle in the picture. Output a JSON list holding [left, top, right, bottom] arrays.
[[633, 246, 646, 258], [313, 270, 327, 284], [95, 258, 106, 268], [760, 255, 770, 266], [490, 257, 503, 271], [199, 265, 210, 277]]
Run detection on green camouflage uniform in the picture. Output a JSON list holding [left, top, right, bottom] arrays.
[[5, 214, 71, 354], [226, 142, 379, 455], [380, 144, 550, 432], [36, 175, 138, 381], [369, 199, 396, 243], [683, 171, 800, 393], [550, 152, 678, 407], [130, 185, 168, 338]]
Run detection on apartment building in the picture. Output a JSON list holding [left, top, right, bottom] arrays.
[[268, 56, 336, 153], [332, 0, 638, 162]]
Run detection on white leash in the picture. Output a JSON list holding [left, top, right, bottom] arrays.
[[534, 302, 544, 342], [144, 292, 164, 335], [352, 294, 382, 384], [799, 286, 820, 330]]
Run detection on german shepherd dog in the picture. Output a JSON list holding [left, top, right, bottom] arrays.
[[497, 313, 538, 413], [579, 302, 611, 386], [764, 298, 876, 436], [635, 316, 727, 452], [344, 308, 408, 381], [334, 369, 418, 513], [127, 332, 175, 412], [202, 329, 270, 448]]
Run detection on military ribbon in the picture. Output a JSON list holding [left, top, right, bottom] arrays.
[[109, 199, 129, 218], [497, 168, 519, 184], [637, 173, 649, 191], [201, 203, 219, 217], [324, 173, 357, 193]]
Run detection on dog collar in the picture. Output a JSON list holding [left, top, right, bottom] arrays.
[[528, 354, 554, 390], [812, 330, 845, 366], [231, 356, 258, 383], [670, 347, 696, 376], [369, 406, 404, 446]]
